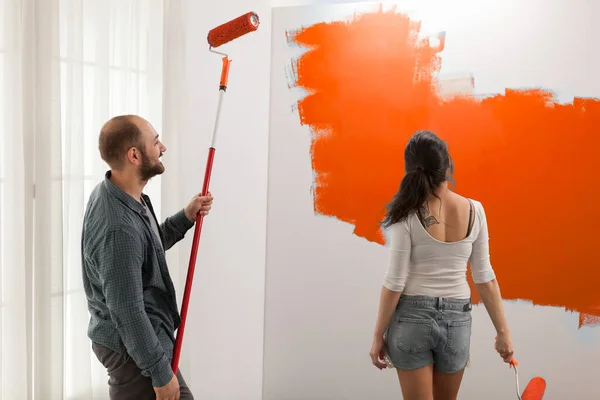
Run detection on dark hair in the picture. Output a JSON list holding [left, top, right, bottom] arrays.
[[381, 130, 454, 228], [98, 115, 144, 169]]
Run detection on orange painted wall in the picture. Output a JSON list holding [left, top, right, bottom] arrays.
[[287, 8, 600, 328]]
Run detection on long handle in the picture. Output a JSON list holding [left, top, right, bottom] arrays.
[[170, 147, 214, 373], [171, 55, 231, 373]]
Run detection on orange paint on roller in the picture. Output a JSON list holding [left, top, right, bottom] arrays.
[[522, 377, 547, 400], [207, 12, 260, 48], [287, 9, 600, 325]]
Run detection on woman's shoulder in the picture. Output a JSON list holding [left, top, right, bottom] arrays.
[[452, 191, 484, 210], [387, 217, 412, 232], [466, 197, 483, 208], [460, 196, 488, 224], [448, 192, 487, 224]]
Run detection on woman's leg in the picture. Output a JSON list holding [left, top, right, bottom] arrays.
[[396, 364, 434, 400], [432, 368, 465, 400]]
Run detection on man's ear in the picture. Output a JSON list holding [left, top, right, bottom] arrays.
[[126, 146, 140, 165]]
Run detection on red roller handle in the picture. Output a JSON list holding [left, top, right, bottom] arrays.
[[171, 147, 215, 373], [171, 14, 248, 374]]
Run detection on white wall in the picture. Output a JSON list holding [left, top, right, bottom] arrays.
[[264, 1, 600, 399]]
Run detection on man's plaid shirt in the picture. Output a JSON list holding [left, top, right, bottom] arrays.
[[81, 171, 194, 387]]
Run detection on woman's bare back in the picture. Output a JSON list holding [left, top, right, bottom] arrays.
[[418, 190, 475, 243]]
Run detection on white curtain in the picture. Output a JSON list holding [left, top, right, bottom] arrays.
[[0, 0, 165, 398]]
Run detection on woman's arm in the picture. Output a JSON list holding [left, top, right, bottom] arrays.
[[470, 202, 513, 361], [373, 221, 411, 337], [476, 279, 514, 361], [370, 286, 401, 369], [373, 286, 402, 338], [470, 202, 509, 334], [370, 221, 411, 369], [475, 279, 510, 335]]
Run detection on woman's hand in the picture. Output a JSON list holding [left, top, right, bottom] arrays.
[[494, 333, 514, 363], [369, 335, 388, 370]]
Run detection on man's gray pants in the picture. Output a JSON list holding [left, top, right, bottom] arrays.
[[92, 342, 194, 399]]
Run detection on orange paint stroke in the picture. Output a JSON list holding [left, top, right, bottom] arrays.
[[287, 8, 600, 326]]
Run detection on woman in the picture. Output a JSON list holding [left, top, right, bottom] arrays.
[[369, 130, 514, 400]]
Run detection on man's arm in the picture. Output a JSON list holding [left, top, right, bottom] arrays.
[[97, 226, 174, 388], [160, 209, 195, 250], [160, 193, 213, 250]]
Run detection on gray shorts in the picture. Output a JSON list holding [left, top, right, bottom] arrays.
[[384, 295, 472, 374]]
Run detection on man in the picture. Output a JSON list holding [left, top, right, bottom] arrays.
[[81, 115, 212, 399]]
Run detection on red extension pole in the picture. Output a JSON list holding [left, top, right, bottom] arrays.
[[171, 55, 231, 373]]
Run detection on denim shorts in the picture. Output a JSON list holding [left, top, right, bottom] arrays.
[[384, 295, 472, 374]]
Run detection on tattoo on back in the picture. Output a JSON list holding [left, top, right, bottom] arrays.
[[419, 202, 440, 227]]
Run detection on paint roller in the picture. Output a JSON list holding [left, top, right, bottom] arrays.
[[508, 359, 546, 400], [495, 337, 547, 400], [171, 11, 260, 374]]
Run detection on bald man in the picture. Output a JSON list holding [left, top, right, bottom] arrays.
[[81, 115, 212, 399]]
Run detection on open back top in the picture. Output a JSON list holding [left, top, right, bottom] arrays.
[[383, 199, 496, 299]]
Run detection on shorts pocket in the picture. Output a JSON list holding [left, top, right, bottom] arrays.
[[445, 315, 472, 356], [396, 318, 433, 354]]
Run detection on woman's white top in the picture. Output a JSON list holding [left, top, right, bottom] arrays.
[[383, 199, 496, 299]]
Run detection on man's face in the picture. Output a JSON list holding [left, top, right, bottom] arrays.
[[137, 122, 167, 181]]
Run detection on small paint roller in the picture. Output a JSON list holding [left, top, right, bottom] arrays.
[[495, 337, 546, 400], [207, 12, 260, 48], [508, 359, 546, 400], [171, 11, 260, 374]]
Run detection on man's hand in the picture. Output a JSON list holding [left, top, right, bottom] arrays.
[[184, 192, 214, 222], [154, 374, 180, 400]]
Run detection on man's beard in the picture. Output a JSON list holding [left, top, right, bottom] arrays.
[[138, 148, 165, 181]]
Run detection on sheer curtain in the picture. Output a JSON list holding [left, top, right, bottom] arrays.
[[0, 0, 164, 398]]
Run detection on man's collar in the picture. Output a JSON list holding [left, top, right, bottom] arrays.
[[103, 170, 144, 214]]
